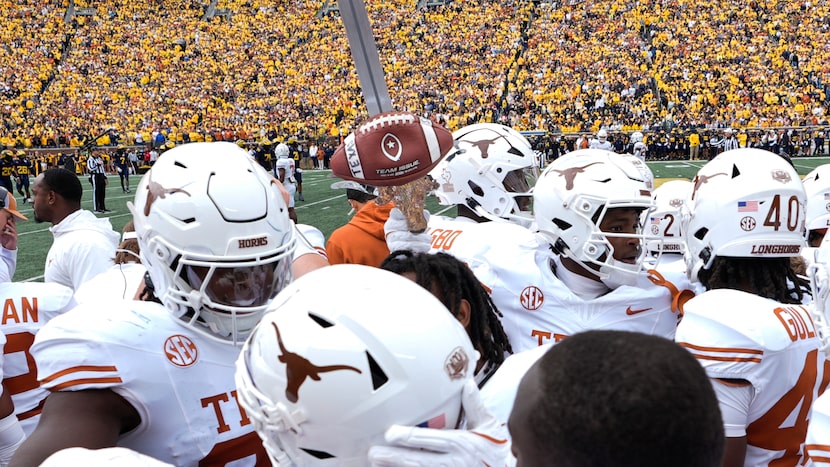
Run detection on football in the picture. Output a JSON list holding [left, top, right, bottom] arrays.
[[330, 111, 454, 186]]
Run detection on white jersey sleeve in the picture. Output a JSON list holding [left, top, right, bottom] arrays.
[[675, 289, 824, 466], [294, 223, 327, 261], [32, 301, 267, 466]]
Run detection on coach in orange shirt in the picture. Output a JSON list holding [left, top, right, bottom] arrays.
[[326, 181, 393, 267]]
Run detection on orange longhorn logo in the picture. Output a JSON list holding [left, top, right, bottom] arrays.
[[272, 322, 362, 403], [551, 162, 603, 190], [144, 170, 191, 216], [691, 172, 727, 200], [460, 135, 508, 159]]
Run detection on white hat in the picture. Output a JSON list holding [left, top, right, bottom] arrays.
[[331, 180, 378, 196]]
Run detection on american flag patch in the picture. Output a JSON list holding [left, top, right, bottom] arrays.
[[650, 216, 660, 225], [738, 201, 759, 212], [417, 413, 446, 429], [824, 193, 830, 200]]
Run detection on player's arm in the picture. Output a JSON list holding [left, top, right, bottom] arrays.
[[0, 382, 25, 465], [723, 437, 747, 467], [713, 378, 752, 467], [9, 389, 140, 467]]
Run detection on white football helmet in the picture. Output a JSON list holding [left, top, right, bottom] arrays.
[[275, 142, 290, 159], [129, 142, 296, 345], [647, 180, 692, 255], [533, 149, 655, 287], [620, 153, 654, 190], [630, 131, 644, 144], [431, 123, 539, 226], [809, 235, 830, 351], [597, 129, 608, 142], [683, 148, 806, 282], [236, 264, 476, 466], [802, 164, 830, 245]]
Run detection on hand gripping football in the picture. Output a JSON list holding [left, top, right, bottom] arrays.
[[331, 111, 454, 186]]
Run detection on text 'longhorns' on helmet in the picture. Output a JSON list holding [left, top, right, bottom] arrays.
[[430, 123, 539, 226], [129, 142, 296, 345], [235, 264, 476, 466]]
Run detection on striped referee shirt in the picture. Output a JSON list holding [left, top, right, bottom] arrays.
[[88, 156, 105, 174]]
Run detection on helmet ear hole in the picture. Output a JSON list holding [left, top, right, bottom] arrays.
[[366, 352, 389, 390], [694, 227, 708, 241], [300, 448, 335, 460], [308, 313, 334, 328], [467, 180, 484, 197], [552, 218, 572, 231]]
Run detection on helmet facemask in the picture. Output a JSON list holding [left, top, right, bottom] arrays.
[[543, 196, 653, 287], [149, 234, 295, 345]]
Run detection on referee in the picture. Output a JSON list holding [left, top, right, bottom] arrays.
[[87, 152, 110, 213]]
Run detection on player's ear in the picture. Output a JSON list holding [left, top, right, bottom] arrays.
[[456, 299, 471, 328]]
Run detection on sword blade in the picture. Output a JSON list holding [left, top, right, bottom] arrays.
[[337, 0, 393, 115]]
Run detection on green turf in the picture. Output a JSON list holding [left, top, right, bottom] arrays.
[[15, 156, 830, 282]]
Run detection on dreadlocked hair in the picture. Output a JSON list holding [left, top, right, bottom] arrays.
[[380, 250, 513, 365], [698, 257, 810, 304]]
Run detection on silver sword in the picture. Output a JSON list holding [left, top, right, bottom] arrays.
[[337, 0, 393, 116]]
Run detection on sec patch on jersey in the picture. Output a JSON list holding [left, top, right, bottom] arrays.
[[331, 111, 454, 186]]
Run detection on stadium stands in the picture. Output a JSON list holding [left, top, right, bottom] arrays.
[[0, 0, 828, 155]]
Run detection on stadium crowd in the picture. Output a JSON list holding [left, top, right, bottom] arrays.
[[1, 0, 829, 152]]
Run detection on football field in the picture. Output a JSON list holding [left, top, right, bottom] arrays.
[[14, 156, 830, 282]]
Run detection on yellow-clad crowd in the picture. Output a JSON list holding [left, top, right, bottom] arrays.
[[0, 0, 828, 149]]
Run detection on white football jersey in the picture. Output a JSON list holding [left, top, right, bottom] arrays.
[[633, 141, 647, 161], [645, 253, 689, 278], [426, 214, 479, 255], [32, 301, 268, 466], [808, 392, 830, 467], [676, 289, 825, 466], [428, 220, 691, 352], [479, 344, 549, 424], [0, 282, 75, 434], [589, 139, 614, 151], [275, 157, 295, 182]]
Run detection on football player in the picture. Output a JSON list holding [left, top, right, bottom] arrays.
[[509, 330, 724, 467], [275, 141, 298, 224], [588, 129, 614, 151], [0, 281, 76, 437], [407, 149, 693, 354], [429, 123, 539, 227], [12, 151, 31, 202], [629, 131, 647, 161], [802, 164, 830, 250], [10, 142, 299, 466], [807, 236, 830, 466], [380, 250, 512, 386], [675, 148, 821, 466], [645, 179, 693, 277], [380, 150, 694, 465], [235, 264, 505, 466]]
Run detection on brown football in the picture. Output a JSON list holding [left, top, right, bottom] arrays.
[[331, 111, 454, 186]]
